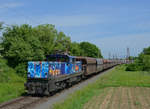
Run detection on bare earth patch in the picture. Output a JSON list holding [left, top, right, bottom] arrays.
[[109, 87, 122, 109], [83, 87, 150, 109], [83, 88, 109, 109]]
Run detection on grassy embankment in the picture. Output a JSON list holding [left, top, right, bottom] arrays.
[[53, 65, 150, 109], [0, 58, 25, 103]]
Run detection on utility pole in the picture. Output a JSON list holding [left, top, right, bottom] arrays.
[[127, 47, 130, 59], [108, 52, 111, 59], [113, 54, 115, 60], [115, 54, 118, 60]]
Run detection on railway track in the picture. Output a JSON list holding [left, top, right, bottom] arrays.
[[0, 96, 45, 109]]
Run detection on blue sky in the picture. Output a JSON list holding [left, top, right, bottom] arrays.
[[0, 0, 150, 58]]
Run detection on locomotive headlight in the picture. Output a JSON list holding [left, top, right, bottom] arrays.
[[45, 72, 48, 78], [27, 72, 30, 78]]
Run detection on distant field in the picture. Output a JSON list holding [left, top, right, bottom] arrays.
[[53, 65, 150, 109], [83, 87, 150, 109]]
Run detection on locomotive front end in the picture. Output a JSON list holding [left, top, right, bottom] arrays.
[[25, 61, 49, 95], [25, 54, 82, 95]]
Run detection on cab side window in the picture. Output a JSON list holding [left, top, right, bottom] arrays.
[[72, 58, 76, 64]]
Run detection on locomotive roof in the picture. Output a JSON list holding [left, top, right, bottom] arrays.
[[46, 54, 76, 59]]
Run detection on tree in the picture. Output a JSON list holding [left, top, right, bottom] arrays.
[[33, 24, 57, 55], [142, 55, 150, 71], [69, 42, 83, 56], [2, 24, 45, 76], [33, 25, 71, 55], [143, 47, 150, 55], [80, 42, 103, 58], [0, 22, 3, 30], [2, 24, 45, 65], [53, 31, 71, 52], [126, 46, 150, 71]]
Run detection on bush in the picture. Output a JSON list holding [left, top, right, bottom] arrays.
[[15, 63, 27, 77], [126, 63, 143, 71], [142, 55, 150, 71], [126, 46, 150, 71], [0, 58, 16, 82]]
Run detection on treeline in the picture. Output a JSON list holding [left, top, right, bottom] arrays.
[[0, 24, 102, 77], [126, 46, 150, 71]]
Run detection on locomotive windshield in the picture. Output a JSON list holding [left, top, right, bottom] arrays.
[[46, 54, 70, 62], [47, 57, 69, 62]]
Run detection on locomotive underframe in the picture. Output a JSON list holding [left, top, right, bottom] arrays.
[[25, 72, 83, 95]]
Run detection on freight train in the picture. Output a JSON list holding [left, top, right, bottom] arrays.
[[25, 53, 127, 95]]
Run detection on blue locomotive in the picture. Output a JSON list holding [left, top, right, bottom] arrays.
[[25, 53, 82, 95]]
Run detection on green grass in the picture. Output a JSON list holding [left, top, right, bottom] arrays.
[[97, 65, 150, 87], [0, 83, 25, 103], [53, 65, 150, 109], [0, 58, 25, 103]]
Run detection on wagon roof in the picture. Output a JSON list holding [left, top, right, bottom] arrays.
[[76, 56, 96, 64]]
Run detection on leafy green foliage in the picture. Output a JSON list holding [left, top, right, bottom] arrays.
[[0, 83, 25, 103], [143, 47, 150, 55], [53, 31, 71, 52], [125, 63, 142, 71], [69, 42, 84, 56], [2, 24, 45, 64], [2, 25, 45, 75], [0, 22, 3, 30], [141, 55, 150, 71], [0, 58, 24, 82], [0, 58, 25, 103], [126, 46, 150, 71], [15, 63, 27, 77], [69, 41, 103, 58], [80, 42, 103, 58]]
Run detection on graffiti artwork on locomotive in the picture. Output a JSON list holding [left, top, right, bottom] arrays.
[[25, 53, 127, 95], [25, 54, 82, 95]]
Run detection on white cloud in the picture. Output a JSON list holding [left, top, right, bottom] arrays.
[[25, 15, 104, 27], [42, 15, 103, 27], [0, 2, 23, 9], [1, 14, 106, 27]]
